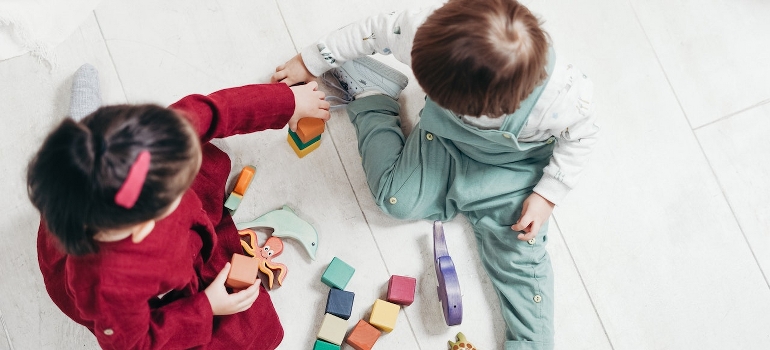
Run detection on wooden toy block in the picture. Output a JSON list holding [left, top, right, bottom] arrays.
[[321, 257, 355, 290], [296, 117, 326, 143], [287, 133, 321, 158], [434, 221, 463, 326], [345, 320, 381, 350], [325, 288, 355, 320], [225, 253, 259, 290], [313, 339, 340, 350], [232, 165, 256, 195], [288, 128, 321, 150], [368, 299, 399, 333], [387, 275, 416, 306], [224, 192, 243, 212], [317, 313, 348, 346]]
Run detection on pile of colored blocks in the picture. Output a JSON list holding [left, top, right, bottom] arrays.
[[313, 257, 417, 350], [288, 118, 325, 158]]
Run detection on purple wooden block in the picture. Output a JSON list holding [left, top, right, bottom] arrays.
[[433, 221, 462, 326]]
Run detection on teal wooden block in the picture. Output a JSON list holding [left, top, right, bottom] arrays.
[[288, 129, 321, 150], [321, 257, 355, 289], [313, 339, 340, 350], [224, 192, 242, 212]]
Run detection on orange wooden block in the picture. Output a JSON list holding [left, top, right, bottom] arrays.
[[232, 166, 256, 195], [346, 320, 380, 350], [226, 253, 259, 290], [296, 118, 325, 143]]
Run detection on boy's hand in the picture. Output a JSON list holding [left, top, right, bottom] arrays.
[[511, 193, 555, 241], [288, 81, 330, 132], [204, 263, 261, 316], [272, 54, 316, 86]]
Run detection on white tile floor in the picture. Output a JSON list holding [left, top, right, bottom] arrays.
[[1, 0, 769, 349]]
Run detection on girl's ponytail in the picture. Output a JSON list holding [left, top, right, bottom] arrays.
[[28, 119, 100, 255]]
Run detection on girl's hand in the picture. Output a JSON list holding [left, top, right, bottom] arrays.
[[272, 54, 316, 86], [511, 193, 555, 241], [288, 81, 330, 132], [204, 263, 261, 316]]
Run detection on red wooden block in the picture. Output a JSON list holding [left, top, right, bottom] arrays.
[[345, 320, 380, 350], [387, 275, 416, 306], [225, 253, 259, 290]]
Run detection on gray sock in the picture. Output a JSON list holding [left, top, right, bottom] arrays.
[[69, 64, 101, 121]]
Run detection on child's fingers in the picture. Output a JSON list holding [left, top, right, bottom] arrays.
[[517, 230, 537, 241], [320, 100, 331, 111], [212, 263, 231, 285], [275, 64, 285, 72], [271, 71, 288, 83], [306, 81, 318, 90]]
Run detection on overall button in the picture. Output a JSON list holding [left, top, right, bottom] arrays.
[[103, 329, 114, 336], [503, 133, 512, 139], [527, 238, 536, 245], [546, 138, 554, 144], [533, 295, 542, 303], [426, 133, 434, 141], [389, 197, 398, 204]]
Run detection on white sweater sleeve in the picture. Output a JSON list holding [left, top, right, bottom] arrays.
[[299, 7, 436, 76], [530, 65, 600, 205]]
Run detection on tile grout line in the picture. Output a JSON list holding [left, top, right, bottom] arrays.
[[273, 0, 299, 54], [693, 97, 770, 131], [552, 216, 615, 350], [628, 1, 770, 290], [92, 11, 129, 103], [324, 123, 423, 350], [0, 309, 14, 350]]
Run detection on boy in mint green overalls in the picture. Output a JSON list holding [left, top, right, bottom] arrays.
[[272, 1, 598, 348]]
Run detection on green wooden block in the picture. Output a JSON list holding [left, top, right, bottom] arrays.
[[321, 257, 355, 290], [288, 129, 321, 150], [313, 339, 340, 350]]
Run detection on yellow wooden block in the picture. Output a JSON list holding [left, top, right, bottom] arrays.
[[369, 299, 400, 332], [287, 133, 321, 158]]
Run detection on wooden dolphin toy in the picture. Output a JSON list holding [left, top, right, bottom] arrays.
[[236, 205, 318, 260]]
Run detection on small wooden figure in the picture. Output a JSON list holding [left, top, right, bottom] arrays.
[[238, 229, 288, 289], [225, 253, 259, 290], [434, 221, 463, 326], [313, 339, 340, 350], [325, 288, 355, 320], [386, 275, 416, 306], [321, 257, 355, 290], [317, 313, 348, 346], [296, 117, 326, 143], [368, 299, 399, 333], [447, 332, 477, 350], [224, 166, 256, 213], [346, 320, 381, 350]]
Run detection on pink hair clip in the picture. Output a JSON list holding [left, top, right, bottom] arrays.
[[114, 150, 151, 209]]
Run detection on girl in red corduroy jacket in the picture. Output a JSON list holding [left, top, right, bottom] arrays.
[[28, 65, 329, 349]]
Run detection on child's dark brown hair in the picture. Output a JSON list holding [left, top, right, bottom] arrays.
[[27, 105, 201, 256], [411, 0, 550, 117]]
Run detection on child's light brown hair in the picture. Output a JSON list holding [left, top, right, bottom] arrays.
[[411, 0, 549, 117]]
